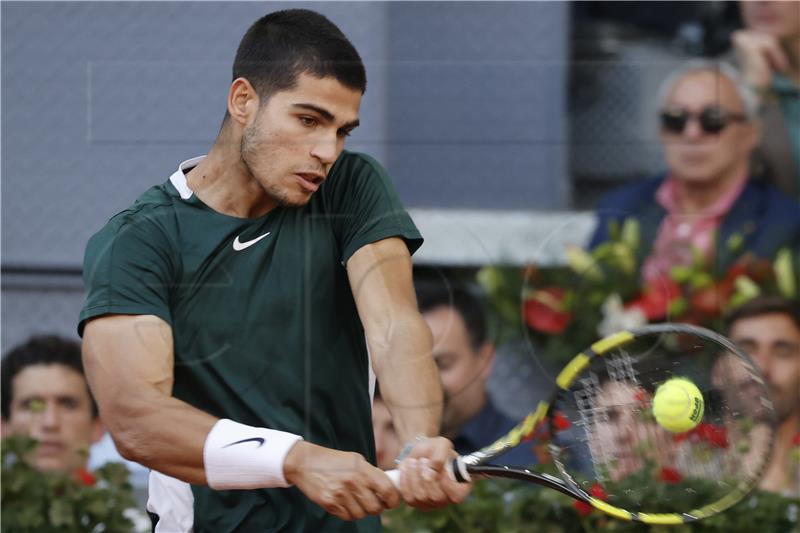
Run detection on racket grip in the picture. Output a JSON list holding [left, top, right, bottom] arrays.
[[386, 468, 401, 487], [384, 458, 470, 488]]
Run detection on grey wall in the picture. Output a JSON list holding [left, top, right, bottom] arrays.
[[2, 1, 569, 350], [387, 2, 570, 210]]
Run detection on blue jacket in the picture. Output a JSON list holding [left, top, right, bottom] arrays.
[[588, 175, 800, 275]]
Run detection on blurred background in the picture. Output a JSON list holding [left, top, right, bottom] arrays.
[[3, 0, 797, 513]]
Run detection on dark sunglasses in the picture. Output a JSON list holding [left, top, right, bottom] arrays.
[[660, 106, 748, 135]]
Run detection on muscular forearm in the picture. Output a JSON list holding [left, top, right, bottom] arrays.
[[371, 313, 442, 441], [107, 392, 216, 484]]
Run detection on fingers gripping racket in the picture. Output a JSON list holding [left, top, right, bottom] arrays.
[[387, 324, 776, 525]]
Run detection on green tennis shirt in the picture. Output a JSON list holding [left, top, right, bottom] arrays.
[[79, 151, 422, 532]]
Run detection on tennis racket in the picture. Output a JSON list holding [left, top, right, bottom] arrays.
[[387, 323, 776, 525]]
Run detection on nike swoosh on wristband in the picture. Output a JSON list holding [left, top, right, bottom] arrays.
[[222, 437, 266, 449], [232, 232, 271, 251]]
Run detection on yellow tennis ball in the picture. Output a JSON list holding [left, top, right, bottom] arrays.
[[652, 378, 704, 433]]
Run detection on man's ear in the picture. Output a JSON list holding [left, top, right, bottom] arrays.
[[90, 418, 105, 445], [478, 342, 496, 382], [227, 77, 260, 128]]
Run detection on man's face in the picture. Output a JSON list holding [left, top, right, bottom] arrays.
[[590, 381, 678, 482], [372, 397, 401, 471], [4, 364, 102, 473], [424, 306, 493, 438], [591, 381, 653, 480], [741, 1, 800, 40], [660, 71, 758, 185], [240, 72, 361, 208], [730, 313, 800, 424]]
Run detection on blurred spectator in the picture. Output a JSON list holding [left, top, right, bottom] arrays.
[[1, 335, 103, 473], [1, 335, 151, 530], [725, 296, 800, 498], [733, 0, 800, 198], [588, 379, 675, 482], [589, 60, 800, 282], [416, 282, 537, 466], [372, 386, 402, 471]]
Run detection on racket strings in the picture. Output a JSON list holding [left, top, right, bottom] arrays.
[[553, 335, 773, 514]]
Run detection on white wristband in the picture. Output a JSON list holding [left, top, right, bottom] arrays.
[[203, 419, 303, 490]]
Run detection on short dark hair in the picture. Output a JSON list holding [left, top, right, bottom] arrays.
[[725, 296, 800, 333], [1, 335, 97, 419], [416, 282, 488, 351], [233, 9, 367, 103]]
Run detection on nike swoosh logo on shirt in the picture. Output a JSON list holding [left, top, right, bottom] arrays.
[[232, 232, 271, 251], [223, 437, 266, 449]]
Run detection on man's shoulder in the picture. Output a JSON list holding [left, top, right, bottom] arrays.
[[742, 179, 800, 221], [88, 183, 179, 249], [328, 150, 388, 181], [596, 174, 665, 211]]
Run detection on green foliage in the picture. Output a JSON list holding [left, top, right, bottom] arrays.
[[383, 478, 800, 533], [478, 218, 799, 366], [1, 434, 138, 533]]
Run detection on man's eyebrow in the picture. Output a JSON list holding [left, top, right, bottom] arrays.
[[291, 103, 360, 130]]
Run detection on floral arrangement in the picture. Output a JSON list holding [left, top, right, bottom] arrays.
[[477, 219, 798, 365], [1, 434, 139, 532]]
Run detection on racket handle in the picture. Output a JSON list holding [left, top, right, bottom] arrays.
[[384, 458, 470, 488], [385, 468, 401, 487]]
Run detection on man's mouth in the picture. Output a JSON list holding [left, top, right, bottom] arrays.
[[295, 173, 324, 193], [37, 441, 65, 455]]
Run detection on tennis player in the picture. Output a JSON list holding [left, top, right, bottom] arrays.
[[79, 9, 468, 532]]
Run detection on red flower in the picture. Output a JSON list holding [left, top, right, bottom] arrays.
[[524, 287, 572, 334], [659, 467, 682, 484], [672, 431, 691, 443], [552, 412, 571, 432], [792, 433, 800, 447], [589, 483, 608, 501], [693, 423, 729, 449], [573, 483, 607, 517], [626, 277, 681, 320], [574, 500, 593, 517], [74, 467, 96, 486]]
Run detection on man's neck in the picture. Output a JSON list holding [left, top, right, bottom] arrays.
[[444, 392, 489, 440], [761, 412, 800, 495], [775, 412, 800, 456], [672, 162, 747, 215], [185, 133, 276, 219]]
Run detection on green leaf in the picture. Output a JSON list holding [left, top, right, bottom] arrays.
[[621, 219, 640, 251], [726, 232, 744, 252], [773, 248, 796, 298]]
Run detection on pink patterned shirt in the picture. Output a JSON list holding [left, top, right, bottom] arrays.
[[642, 175, 748, 283]]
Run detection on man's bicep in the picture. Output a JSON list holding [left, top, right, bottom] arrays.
[[346, 237, 419, 333], [82, 314, 175, 411]]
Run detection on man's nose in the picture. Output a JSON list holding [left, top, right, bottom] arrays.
[[682, 117, 705, 140], [751, 350, 772, 380], [310, 134, 338, 166], [40, 403, 60, 429]]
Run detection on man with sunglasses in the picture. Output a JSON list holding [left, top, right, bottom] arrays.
[[589, 60, 800, 285]]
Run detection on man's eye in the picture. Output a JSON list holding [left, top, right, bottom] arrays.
[[338, 129, 352, 138], [299, 116, 317, 127], [24, 398, 46, 413], [60, 398, 80, 410]]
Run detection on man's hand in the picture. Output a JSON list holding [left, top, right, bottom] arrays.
[[396, 437, 471, 511], [732, 29, 790, 89], [283, 441, 400, 521]]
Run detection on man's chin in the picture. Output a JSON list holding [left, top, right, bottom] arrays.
[[32, 456, 71, 473]]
